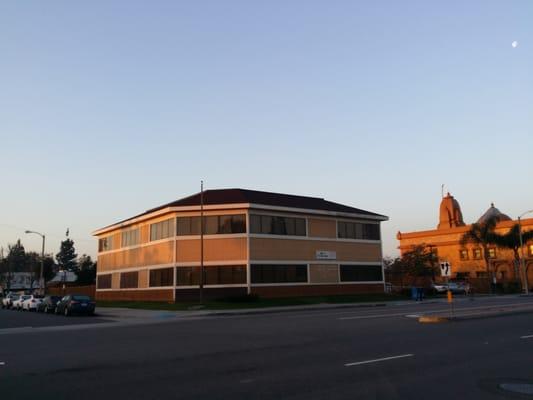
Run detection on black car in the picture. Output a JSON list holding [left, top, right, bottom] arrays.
[[55, 295, 96, 316], [37, 295, 62, 313]]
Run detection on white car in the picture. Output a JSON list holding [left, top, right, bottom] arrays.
[[22, 295, 44, 311], [2, 293, 19, 309], [12, 295, 31, 310]]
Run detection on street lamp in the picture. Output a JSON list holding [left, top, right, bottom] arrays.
[[25, 230, 46, 295], [518, 210, 533, 295]]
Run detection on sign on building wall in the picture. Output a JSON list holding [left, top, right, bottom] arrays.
[[440, 261, 451, 277], [316, 250, 337, 260]]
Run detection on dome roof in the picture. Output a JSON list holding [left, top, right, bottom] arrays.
[[477, 203, 512, 224]]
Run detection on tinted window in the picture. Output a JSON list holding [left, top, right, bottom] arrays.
[[149, 268, 174, 287], [176, 266, 246, 286], [97, 274, 112, 289], [251, 264, 308, 284], [176, 215, 246, 235], [250, 215, 306, 236], [340, 265, 383, 282], [338, 221, 380, 240], [120, 271, 138, 289], [150, 218, 175, 241]]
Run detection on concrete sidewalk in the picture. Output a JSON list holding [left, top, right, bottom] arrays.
[[95, 294, 515, 322]]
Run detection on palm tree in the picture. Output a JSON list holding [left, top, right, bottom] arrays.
[[460, 216, 499, 292], [491, 224, 533, 288]]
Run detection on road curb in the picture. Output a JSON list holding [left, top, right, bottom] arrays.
[[418, 315, 450, 323]]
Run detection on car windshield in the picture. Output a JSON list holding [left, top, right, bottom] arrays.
[[51, 296, 61, 301], [34, 295, 44, 299], [72, 295, 91, 301], [21, 295, 31, 300]]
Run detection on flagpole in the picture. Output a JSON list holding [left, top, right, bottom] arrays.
[[199, 181, 204, 304]]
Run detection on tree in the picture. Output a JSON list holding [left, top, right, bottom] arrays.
[[385, 245, 438, 288], [76, 254, 96, 285], [460, 216, 498, 290], [400, 245, 439, 277], [56, 238, 78, 272], [26, 252, 56, 284], [3, 240, 28, 291], [490, 224, 533, 287], [7, 240, 27, 272]]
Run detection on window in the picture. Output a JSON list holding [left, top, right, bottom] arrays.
[[176, 215, 246, 236], [120, 271, 138, 288], [251, 264, 308, 284], [476, 271, 488, 278], [121, 228, 139, 247], [340, 265, 383, 282], [149, 268, 174, 287], [488, 248, 496, 259], [97, 274, 112, 289], [337, 221, 380, 240], [459, 249, 469, 261], [250, 215, 306, 236], [98, 236, 113, 252], [473, 249, 482, 260], [456, 272, 470, 279], [150, 219, 175, 241], [177, 216, 201, 236], [176, 265, 246, 286]]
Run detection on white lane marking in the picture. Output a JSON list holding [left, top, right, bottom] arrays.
[[520, 335, 533, 339], [345, 354, 414, 367], [0, 362, 5, 366], [338, 303, 533, 320], [339, 312, 409, 320]]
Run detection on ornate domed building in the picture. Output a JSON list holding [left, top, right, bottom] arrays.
[[397, 193, 533, 291]]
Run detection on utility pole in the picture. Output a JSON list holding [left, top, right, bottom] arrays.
[[518, 210, 533, 295]]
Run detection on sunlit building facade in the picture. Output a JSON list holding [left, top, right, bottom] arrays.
[[93, 189, 389, 301], [397, 193, 533, 287]]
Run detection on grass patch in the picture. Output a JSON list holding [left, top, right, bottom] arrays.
[[96, 293, 406, 311]]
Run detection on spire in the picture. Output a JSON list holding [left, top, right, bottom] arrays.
[[437, 193, 465, 229]]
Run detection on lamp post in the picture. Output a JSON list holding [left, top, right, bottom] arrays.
[[60, 269, 67, 296], [518, 210, 533, 295], [25, 230, 46, 295]]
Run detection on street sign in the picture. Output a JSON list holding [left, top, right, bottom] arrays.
[[440, 261, 451, 277]]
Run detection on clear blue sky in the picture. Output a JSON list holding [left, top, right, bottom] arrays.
[[1, 0, 531, 260]]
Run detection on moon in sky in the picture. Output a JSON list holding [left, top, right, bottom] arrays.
[[512, 41, 518, 48]]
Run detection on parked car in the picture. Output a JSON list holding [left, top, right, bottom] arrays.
[[448, 282, 467, 294], [22, 295, 44, 311], [2, 293, 19, 309], [431, 282, 448, 293], [37, 295, 62, 314], [12, 295, 31, 310], [55, 295, 96, 316]]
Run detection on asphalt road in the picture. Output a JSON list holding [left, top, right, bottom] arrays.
[[2, 296, 533, 399]]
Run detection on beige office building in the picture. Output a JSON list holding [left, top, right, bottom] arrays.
[[93, 189, 388, 301]]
